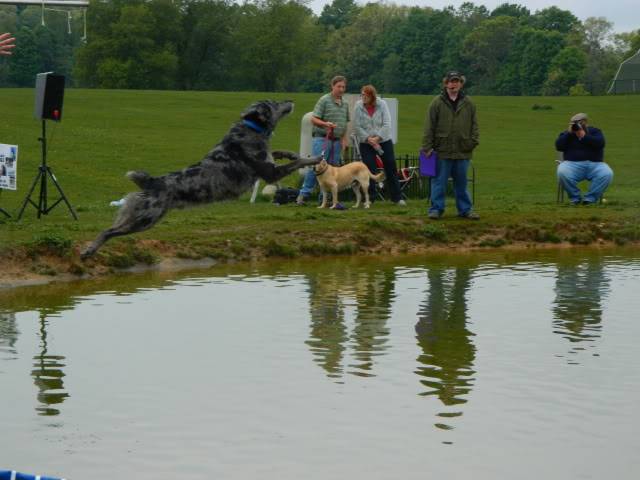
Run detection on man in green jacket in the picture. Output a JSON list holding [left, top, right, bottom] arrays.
[[422, 71, 479, 219]]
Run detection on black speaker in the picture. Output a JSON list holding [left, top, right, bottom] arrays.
[[34, 72, 65, 122]]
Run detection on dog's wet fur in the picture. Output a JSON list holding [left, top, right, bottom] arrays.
[[81, 100, 319, 259]]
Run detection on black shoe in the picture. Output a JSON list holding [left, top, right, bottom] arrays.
[[459, 211, 480, 220]]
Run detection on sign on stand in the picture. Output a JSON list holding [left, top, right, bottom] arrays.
[[0, 144, 18, 190]]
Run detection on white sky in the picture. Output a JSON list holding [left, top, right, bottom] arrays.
[[306, 1, 639, 34]]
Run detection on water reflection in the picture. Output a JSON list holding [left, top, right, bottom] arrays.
[[305, 266, 395, 379], [32, 312, 69, 416], [415, 267, 476, 431], [553, 258, 610, 360], [0, 311, 19, 361]]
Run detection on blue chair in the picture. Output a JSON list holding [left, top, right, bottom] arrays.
[[1, 471, 65, 480]]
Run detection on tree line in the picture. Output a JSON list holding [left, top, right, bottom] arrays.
[[1, 0, 639, 95]]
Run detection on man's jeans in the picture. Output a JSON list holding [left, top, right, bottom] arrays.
[[429, 158, 472, 215], [299, 137, 342, 197], [557, 160, 613, 203]]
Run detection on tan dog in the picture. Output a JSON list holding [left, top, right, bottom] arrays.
[[313, 159, 384, 209]]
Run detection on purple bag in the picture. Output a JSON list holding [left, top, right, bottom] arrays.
[[419, 150, 437, 177]]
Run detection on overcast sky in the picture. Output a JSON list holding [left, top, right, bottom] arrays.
[[306, 1, 639, 34]]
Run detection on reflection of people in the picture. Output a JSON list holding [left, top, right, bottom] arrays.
[[553, 258, 609, 355], [305, 263, 395, 378], [32, 312, 69, 416], [297, 75, 350, 205], [0, 312, 19, 357], [0, 32, 16, 55], [353, 84, 405, 205], [422, 71, 479, 220], [415, 267, 476, 410], [556, 113, 613, 205]]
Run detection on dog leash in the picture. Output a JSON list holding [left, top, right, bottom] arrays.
[[321, 127, 335, 164]]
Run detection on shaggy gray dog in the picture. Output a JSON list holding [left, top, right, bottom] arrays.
[[81, 100, 318, 259]]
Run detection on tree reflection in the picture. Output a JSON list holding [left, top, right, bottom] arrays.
[[553, 258, 609, 359], [32, 312, 69, 416], [415, 267, 476, 429], [305, 266, 395, 379]]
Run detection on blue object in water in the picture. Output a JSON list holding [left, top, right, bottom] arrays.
[[0, 471, 65, 480]]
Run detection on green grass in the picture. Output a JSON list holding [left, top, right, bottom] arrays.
[[0, 88, 638, 276]]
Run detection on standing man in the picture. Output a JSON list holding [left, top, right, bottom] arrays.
[[0, 33, 16, 55], [556, 113, 612, 205], [297, 75, 350, 205], [422, 71, 479, 220]]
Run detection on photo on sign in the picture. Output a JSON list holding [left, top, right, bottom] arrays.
[[0, 144, 18, 191]]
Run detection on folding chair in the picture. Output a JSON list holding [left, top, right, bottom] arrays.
[[555, 152, 604, 204], [397, 166, 420, 200]]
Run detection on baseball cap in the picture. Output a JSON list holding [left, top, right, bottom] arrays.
[[570, 112, 588, 122], [445, 71, 463, 81]]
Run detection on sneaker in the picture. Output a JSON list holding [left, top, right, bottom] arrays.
[[396, 199, 407, 206], [569, 199, 581, 206], [295, 194, 307, 206], [428, 211, 441, 219], [459, 211, 480, 220], [581, 200, 594, 206]]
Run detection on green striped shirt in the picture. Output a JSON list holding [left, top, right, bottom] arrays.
[[312, 93, 350, 138]]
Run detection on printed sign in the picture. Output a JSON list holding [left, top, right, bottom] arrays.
[[0, 144, 18, 190]]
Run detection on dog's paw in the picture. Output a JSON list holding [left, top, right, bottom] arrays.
[[302, 155, 322, 166]]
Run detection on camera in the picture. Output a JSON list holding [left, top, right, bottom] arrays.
[[571, 122, 583, 132]]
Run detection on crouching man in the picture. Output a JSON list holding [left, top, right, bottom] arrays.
[[556, 113, 613, 205]]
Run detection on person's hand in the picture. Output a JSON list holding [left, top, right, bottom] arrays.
[[423, 149, 433, 157], [576, 128, 586, 139], [324, 121, 336, 129], [0, 33, 16, 56]]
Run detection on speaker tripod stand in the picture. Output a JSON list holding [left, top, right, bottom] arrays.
[[17, 120, 77, 220], [0, 192, 10, 218]]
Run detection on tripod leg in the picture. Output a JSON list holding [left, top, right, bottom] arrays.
[[17, 168, 45, 220], [0, 207, 10, 218], [47, 167, 78, 220], [38, 166, 47, 219]]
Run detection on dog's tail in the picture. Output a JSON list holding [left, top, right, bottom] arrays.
[[370, 170, 385, 182], [126, 171, 154, 189]]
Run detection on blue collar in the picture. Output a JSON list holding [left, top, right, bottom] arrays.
[[243, 119, 271, 136]]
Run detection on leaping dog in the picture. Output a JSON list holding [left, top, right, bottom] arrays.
[[81, 100, 319, 259]]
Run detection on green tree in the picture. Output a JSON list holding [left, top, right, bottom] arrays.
[[515, 27, 565, 95], [232, 0, 322, 91], [178, 0, 240, 90], [318, 0, 360, 30], [542, 46, 587, 95], [75, 1, 178, 89], [531, 6, 579, 34], [490, 3, 530, 20], [463, 15, 518, 93]]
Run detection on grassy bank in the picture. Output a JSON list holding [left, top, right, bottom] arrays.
[[0, 89, 638, 283]]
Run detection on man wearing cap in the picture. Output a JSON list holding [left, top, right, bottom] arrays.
[[422, 71, 479, 220], [556, 113, 612, 205]]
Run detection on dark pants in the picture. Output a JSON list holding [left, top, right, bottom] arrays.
[[359, 140, 402, 203]]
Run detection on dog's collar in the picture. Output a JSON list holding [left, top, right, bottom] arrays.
[[314, 163, 328, 176], [243, 119, 272, 137]]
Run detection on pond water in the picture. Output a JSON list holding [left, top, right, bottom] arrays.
[[1, 250, 639, 479]]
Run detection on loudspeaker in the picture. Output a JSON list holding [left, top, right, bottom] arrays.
[[34, 72, 65, 122]]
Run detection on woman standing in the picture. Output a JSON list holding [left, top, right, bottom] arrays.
[[353, 85, 404, 205]]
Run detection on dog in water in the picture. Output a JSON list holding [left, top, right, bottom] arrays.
[[313, 159, 384, 209], [81, 100, 319, 258]]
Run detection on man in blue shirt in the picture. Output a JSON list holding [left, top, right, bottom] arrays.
[[556, 113, 613, 205]]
